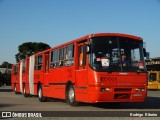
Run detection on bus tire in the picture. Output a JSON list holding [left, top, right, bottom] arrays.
[[66, 84, 79, 106], [23, 85, 29, 97], [14, 84, 18, 94], [38, 85, 47, 102]]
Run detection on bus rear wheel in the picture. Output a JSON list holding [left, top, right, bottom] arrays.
[[66, 84, 79, 106], [14, 84, 18, 94], [23, 85, 29, 97], [38, 85, 47, 102]]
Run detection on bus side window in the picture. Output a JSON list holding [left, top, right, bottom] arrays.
[[22, 61, 26, 73], [65, 44, 74, 66], [35, 55, 43, 70], [79, 45, 86, 66], [14, 65, 18, 74], [50, 49, 58, 68], [35, 56, 38, 70], [59, 48, 64, 66]]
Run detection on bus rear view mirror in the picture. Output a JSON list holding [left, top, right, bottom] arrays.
[[143, 48, 146, 57], [86, 43, 90, 54]]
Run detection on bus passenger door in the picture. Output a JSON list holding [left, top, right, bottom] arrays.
[[44, 53, 50, 87], [76, 42, 88, 88], [42, 52, 50, 96]]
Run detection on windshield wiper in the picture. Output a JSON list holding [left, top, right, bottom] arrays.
[[107, 67, 113, 74], [136, 70, 142, 74]]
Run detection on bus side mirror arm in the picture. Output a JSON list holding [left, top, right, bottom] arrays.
[[143, 48, 146, 57], [86, 43, 91, 54]]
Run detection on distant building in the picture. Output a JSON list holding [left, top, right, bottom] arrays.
[[146, 52, 150, 59], [145, 57, 160, 71], [0, 68, 12, 74]]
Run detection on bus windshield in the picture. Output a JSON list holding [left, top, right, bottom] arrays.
[[149, 73, 157, 82], [89, 36, 146, 72]]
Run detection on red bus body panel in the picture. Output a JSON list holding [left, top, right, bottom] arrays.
[[11, 33, 147, 103], [12, 63, 20, 92]]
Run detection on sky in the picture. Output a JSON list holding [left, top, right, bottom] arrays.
[[0, 0, 160, 65]]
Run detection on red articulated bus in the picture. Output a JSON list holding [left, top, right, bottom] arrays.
[[12, 33, 148, 106]]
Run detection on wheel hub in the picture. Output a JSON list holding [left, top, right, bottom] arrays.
[[69, 87, 74, 102]]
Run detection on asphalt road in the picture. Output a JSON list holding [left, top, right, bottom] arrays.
[[0, 86, 160, 120]]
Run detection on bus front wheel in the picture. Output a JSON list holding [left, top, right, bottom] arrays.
[[66, 84, 79, 106], [38, 85, 47, 102], [14, 84, 18, 94]]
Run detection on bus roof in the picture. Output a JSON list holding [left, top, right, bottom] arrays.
[[88, 33, 142, 41], [15, 33, 143, 64], [45, 33, 142, 52]]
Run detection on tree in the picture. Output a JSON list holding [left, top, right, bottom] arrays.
[[0, 61, 12, 86], [0, 61, 12, 69], [15, 42, 51, 62], [0, 71, 11, 86]]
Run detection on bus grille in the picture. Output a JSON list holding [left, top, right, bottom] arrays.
[[114, 88, 131, 99], [114, 88, 132, 92], [114, 94, 130, 99]]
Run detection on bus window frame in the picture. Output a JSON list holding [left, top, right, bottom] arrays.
[[50, 49, 59, 68], [35, 54, 43, 70], [59, 47, 64, 67], [22, 60, 26, 73], [14, 65, 18, 75], [65, 44, 74, 66]]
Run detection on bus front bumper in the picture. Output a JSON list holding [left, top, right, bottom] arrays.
[[87, 86, 147, 103]]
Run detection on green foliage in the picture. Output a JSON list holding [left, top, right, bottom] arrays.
[[0, 62, 12, 86], [0, 61, 12, 69], [0, 71, 11, 86], [15, 42, 51, 63]]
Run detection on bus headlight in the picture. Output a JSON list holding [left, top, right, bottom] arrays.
[[135, 88, 145, 92], [105, 88, 110, 91], [100, 88, 110, 92]]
